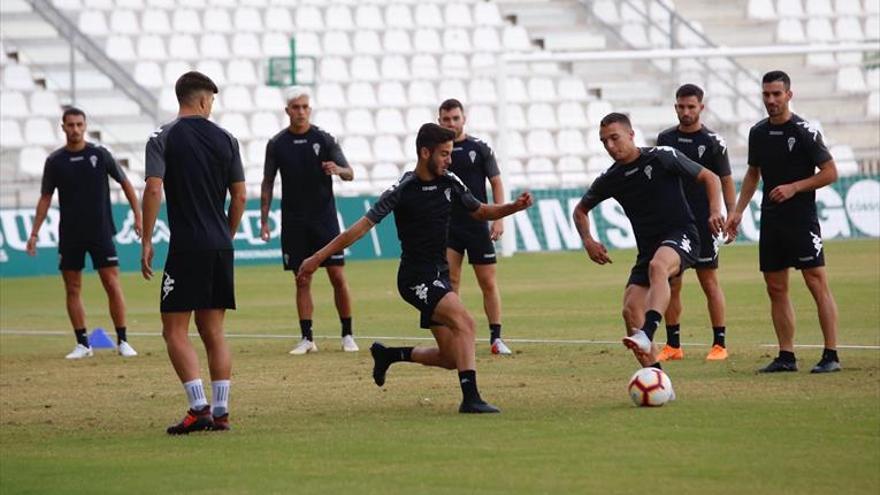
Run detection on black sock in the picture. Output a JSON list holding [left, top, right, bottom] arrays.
[[778, 350, 796, 363], [386, 346, 413, 363], [489, 324, 501, 344], [650, 362, 663, 370], [115, 326, 127, 344], [74, 328, 89, 347], [458, 370, 481, 403], [712, 326, 726, 347], [641, 310, 662, 341], [340, 317, 352, 337], [666, 324, 681, 348], [299, 320, 313, 341], [822, 348, 838, 362]]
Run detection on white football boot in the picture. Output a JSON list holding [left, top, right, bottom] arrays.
[[289, 338, 318, 355], [622, 329, 653, 355], [65, 344, 94, 360], [491, 338, 512, 355], [118, 341, 138, 357], [341, 335, 359, 352]]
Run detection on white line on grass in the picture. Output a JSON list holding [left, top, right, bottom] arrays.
[[2, 330, 878, 350]]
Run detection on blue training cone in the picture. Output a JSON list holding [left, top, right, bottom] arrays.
[[88, 328, 116, 349]]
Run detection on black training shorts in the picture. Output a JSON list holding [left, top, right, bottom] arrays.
[[281, 220, 344, 273], [447, 222, 497, 265], [759, 218, 825, 272], [397, 264, 453, 329], [693, 218, 721, 270], [58, 238, 119, 271], [160, 249, 235, 313], [627, 225, 700, 287]]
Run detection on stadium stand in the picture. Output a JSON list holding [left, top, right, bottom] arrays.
[[0, 0, 877, 207]]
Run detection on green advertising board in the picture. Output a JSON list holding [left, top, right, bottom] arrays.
[[1, 174, 877, 277]]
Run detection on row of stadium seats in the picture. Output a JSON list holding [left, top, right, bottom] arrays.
[[776, 15, 878, 42], [749, 0, 879, 19], [98, 26, 533, 63], [74, 2, 505, 35]]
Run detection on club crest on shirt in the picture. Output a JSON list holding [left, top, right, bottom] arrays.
[[787, 137, 796, 152], [444, 188, 452, 202], [697, 145, 706, 158], [644, 165, 653, 180], [313, 143, 321, 156], [468, 150, 477, 163], [89, 155, 98, 168]]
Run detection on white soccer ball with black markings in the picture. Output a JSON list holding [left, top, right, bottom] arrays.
[[627, 367, 673, 407]]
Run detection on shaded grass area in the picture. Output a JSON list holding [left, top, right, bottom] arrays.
[[1, 240, 878, 494]]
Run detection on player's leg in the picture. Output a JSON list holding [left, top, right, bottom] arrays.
[[446, 248, 465, 293], [622, 284, 658, 368], [163, 310, 213, 434], [801, 266, 841, 373], [697, 267, 728, 360], [473, 263, 508, 354], [195, 308, 233, 428], [283, 223, 317, 354], [758, 269, 799, 372], [61, 266, 93, 359], [326, 265, 358, 351], [97, 265, 137, 356], [659, 275, 684, 361]]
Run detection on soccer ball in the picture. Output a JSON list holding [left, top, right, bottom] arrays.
[[627, 367, 674, 407]]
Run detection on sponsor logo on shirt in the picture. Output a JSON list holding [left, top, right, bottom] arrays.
[[293, 139, 307, 144], [697, 145, 706, 158], [89, 155, 98, 168], [677, 138, 693, 143], [422, 185, 438, 191], [624, 167, 639, 177], [769, 131, 784, 136], [70, 156, 84, 162], [787, 137, 796, 152]]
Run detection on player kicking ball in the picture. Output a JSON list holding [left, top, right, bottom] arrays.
[[573, 113, 724, 375], [297, 123, 533, 413]]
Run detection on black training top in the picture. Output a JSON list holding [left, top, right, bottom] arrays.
[[145, 116, 245, 253], [448, 136, 500, 227], [366, 171, 481, 268], [40, 142, 127, 247], [264, 125, 349, 224], [579, 147, 704, 251], [657, 125, 730, 222], [747, 114, 833, 222]]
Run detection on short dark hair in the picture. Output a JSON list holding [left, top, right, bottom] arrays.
[[175, 71, 218, 105], [675, 83, 704, 102], [61, 107, 86, 123], [416, 123, 455, 154], [599, 112, 632, 129], [762, 70, 791, 90], [439, 98, 464, 114]]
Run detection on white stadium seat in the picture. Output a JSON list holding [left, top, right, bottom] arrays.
[[868, 91, 880, 116], [253, 86, 282, 110], [221, 86, 254, 111], [558, 78, 588, 101], [78, 11, 108, 36], [25, 118, 58, 146], [227, 59, 257, 85], [373, 135, 406, 162], [468, 79, 496, 104], [381, 55, 410, 81], [0, 91, 28, 117], [415, 4, 443, 28], [445, 3, 473, 27], [777, 0, 804, 17], [474, 2, 503, 26], [356, 5, 384, 30], [319, 57, 350, 82], [440, 54, 469, 77], [528, 77, 558, 102], [472, 27, 502, 53], [234, 7, 263, 32], [325, 5, 354, 31], [342, 136, 374, 163], [295, 6, 324, 31], [345, 108, 376, 135], [413, 29, 443, 54], [557, 102, 588, 128], [294, 32, 321, 56], [437, 79, 468, 102], [866, 16, 880, 39], [19, 146, 49, 176], [557, 130, 587, 155], [142, 10, 171, 34], [502, 25, 532, 51], [347, 82, 377, 108], [133, 61, 163, 88], [169, 34, 199, 60], [443, 28, 472, 53], [837, 66, 867, 93], [314, 109, 344, 136], [0, 120, 24, 148], [504, 77, 529, 103], [354, 30, 383, 55], [163, 60, 190, 85], [835, 17, 864, 41], [411, 55, 439, 79], [250, 112, 280, 139], [586, 100, 613, 125], [323, 31, 353, 56], [317, 84, 347, 109], [201, 33, 231, 59], [265, 7, 293, 32], [172, 9, 202, 34], [835, 0, 863, 16], [777, 19, 806, 43], [505, 131, 528, 159], [377, 82, 408, 108], [203, 9, 233, 33], [109, 10, 139, 34], [350, 56, 380, 82], [219, 113, 251, 140], [3, 64, 35, 91], [371, 162, 400, 182], [805, 0, 834, 16], [406, 106, 434, 130], [375, 108, 407, 134], [385, 4, 414, 29], [806, 18, 835, 41], [105, 36, 136, 61], [468, 105, 497, 132], [528, 103, 558, 130], [593, 0, 620, 23], [261, 33, 290, 58], [504, 104, 528, 131], [526, 130, 557, 156], [196, 60, 227, 85]]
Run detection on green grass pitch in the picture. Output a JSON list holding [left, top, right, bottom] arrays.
[[1, 239, 878, 494]]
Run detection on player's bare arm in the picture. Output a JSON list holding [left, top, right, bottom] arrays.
[[259, 173, 275, 241], [120, 179, 143, 238], [297, 216, 375, 282], [322, 161, 353, 181], [725, 165, 761, 242], [768, 159, 838, 204], [573, 203, 612, 265], [695, 168, 725, 236], [26, 193, 53, 256], [470, 191, 533, 221], [488, 175, 505, 240], [227, 181, 247, 236], [140, 177, 163, 280]]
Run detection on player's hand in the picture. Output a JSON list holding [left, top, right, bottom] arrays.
[[724, 212, 742, 244], [769, 183, 798, 203], [260, 221, 270, 242], [25, 235, 37, 256], [296, 256, 319, 284], [322, 161, 343, 176], [141, 243, 154, 280], [133, 216, 143, 239], [513, 191, 534, 211], [489, 219, 504, 241], [584, 238, 612, 265], [708, 211, 725, 237]]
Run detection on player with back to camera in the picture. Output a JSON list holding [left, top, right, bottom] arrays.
[[297, 123, 534, 414], [260, 86, 359, 355], [438, 98, 512, 355], [725, 70, 841, 374], [26, 107, 142, 360], [655, 84, 736, 362], [573, 113, 724, 379], [142, 71, 247, 434]]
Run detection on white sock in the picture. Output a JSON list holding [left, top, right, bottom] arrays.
[[212, 379, 230, 417], [182, 379, 208, 410]]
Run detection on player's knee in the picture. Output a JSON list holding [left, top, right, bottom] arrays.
[[295, 275, 311, 289], [765, 280, 787, 299], [648, 258, 671, 279], [64, 281, 82, 297]]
